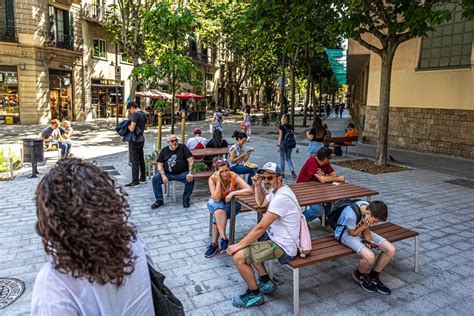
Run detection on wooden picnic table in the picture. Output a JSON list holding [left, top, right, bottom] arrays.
[[229, 181, 379, 243], [190, 147, 229, 158]]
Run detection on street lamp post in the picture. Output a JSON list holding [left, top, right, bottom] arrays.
[[115, 42, 119, 125]]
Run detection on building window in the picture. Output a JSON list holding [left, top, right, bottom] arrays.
[[93, 39, 107, 59], [48, 6, 73, 50], [0, 0, 15, 42], [206, 73, 214, 81], [419, 3, 474, 70], [121, 51, 133, 64]]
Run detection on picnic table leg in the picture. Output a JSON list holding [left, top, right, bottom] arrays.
[[321, 207, 326, 227], [209, 213, 213, 236], [230, 197, 236, 244], [414, 235, 420, 272], [293, 268, 300, 316], [257, 211, 263, 223], [366, 196, 372, 202]]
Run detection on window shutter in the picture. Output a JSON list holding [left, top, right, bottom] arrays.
[[63, 10, 71, 47], [5, 0, 15, 39]]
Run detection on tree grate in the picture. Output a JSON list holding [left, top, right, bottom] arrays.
[[444, 179, 474, 189], [0, 278, 25, 310]]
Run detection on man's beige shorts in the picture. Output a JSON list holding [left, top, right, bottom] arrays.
[[242, 240, 284, 265]]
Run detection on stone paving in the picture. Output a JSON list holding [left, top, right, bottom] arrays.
[[0, 113, 473, 315]]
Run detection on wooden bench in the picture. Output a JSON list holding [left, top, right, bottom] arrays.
[[269, 223, 419, 315], [164, 170, 213, 203], [325, 136, 359, 156], [268, 222, 419, 316]]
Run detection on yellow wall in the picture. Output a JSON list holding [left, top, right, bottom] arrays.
[[349, 38, 474, 110]]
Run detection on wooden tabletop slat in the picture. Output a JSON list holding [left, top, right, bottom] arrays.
[[288, 223, 418, 269], [235, 182, 378, 211], [190, 147, 229, 157]]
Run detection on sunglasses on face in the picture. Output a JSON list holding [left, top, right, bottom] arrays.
[[216, 159, 229, 167], [261, 175, 276, 181], [169, 139, 178, 143]]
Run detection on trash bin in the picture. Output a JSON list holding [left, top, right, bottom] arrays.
[[23, 139, 44, 163]]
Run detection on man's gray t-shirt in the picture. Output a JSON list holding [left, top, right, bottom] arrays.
[[31, 236, 154, 316], [131, 111, 146, 142]]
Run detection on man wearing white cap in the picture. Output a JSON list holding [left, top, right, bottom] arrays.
[[186, 128, 208, 150], [226, 162, 301, 308]]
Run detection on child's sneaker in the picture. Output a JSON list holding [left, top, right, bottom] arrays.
[[220, 238, 229, 253], [231, 290, 264, 308], [372, 276, 391, 295], [352, 269, 364, 284], [204, 243, 219, 258], [258, 279, 277, 294], [360, 277, 377, 293]]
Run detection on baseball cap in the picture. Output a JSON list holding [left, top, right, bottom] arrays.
[[193, 128, 201, 134], [257, 162, 283, 176]]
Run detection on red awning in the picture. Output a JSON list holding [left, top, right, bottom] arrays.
[[175, 92, 205, 100], [136, 90, 172, 100]]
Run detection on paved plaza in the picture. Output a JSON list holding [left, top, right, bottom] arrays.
[[1, 113, 473, 315]]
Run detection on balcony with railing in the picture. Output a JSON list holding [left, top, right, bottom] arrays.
[[45, 33, 75, 50], [82, 3, 107, 24], [0, 25, 17, 42], [189, 50, 216, 66]]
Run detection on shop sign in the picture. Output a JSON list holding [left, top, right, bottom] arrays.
[[115, 66, 121, 81]]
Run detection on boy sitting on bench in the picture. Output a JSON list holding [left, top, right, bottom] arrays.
[[334, 200, 396, 295]]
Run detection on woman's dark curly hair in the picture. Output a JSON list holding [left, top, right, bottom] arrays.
[[35, 158, 137, 286]]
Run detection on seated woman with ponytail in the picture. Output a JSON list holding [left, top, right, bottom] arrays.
[[229, 131, 257, 186]]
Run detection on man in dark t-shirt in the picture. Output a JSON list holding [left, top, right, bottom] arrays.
[[296, 147, 345, 223], [125, 102, 147, 186], [151, 134, 195, 209]]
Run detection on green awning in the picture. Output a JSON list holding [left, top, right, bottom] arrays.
[[325, 48, 347, 85]]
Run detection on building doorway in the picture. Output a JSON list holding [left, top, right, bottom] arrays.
[[49, 69, 73, 121]]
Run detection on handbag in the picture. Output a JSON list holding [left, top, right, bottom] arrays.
[[148, 264, 185, 316], [240, 122, 247, 130], [279, 190, 312, 258]]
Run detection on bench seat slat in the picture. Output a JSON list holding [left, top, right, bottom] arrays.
[[288, 223, 418, 269]]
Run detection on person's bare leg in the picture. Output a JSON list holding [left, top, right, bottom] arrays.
[[214, 209, 228, 240], [358, 247, 376, 273], [212, 224, 219, 244], [373, 241, 396, 272], [253, 262, 268, 278], [233, 250, 258, 290]]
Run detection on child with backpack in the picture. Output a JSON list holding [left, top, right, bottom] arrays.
[[327, 200, 396, 295], [277, 114, 297, 179]]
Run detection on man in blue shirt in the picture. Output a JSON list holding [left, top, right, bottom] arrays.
[[335, 200, 396, 295]]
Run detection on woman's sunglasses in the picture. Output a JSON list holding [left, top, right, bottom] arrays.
[[216, 159, 229, 167]]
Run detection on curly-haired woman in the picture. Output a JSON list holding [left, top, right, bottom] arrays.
[[31, 158, 155, 315]]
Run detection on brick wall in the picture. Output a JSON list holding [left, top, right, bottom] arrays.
[[363, 106, 474, 159]]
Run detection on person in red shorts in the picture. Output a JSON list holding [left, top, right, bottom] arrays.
[[296, 147, 345, 223]]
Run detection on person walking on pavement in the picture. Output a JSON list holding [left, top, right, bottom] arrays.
[[125, 102, 147, 186], [277, 114, 297, 179]]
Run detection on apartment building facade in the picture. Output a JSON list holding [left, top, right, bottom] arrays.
[[347, 3, 474, 159], [0, 0, 134, 125]]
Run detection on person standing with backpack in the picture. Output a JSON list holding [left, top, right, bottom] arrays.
[[277, 114, 297, 179], [125, 102, 147, 187], [327, 200, 396, 295]]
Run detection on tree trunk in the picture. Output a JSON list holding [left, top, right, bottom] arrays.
[[303, 73, 311, 127], [311, 79, 316, 120], [171, 39, 177, 134], [375, 49, 395, 166], [280, 54, 285, 115], [130, 56, 139, 101], [290, 62, 296, 126]]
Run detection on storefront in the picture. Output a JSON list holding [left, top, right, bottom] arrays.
[[49, 69, 73, 121], [0, 66, 20, 125], [91, 79, 124, 118]]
